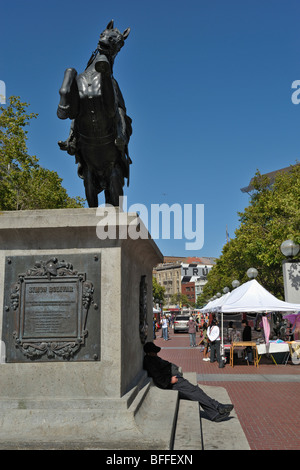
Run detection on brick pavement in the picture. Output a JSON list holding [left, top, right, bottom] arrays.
[[154, 329, 300, 450]]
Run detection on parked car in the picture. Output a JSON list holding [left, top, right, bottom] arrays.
[[174, 315, 190, 333]]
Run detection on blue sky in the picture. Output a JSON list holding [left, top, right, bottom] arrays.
[[1, 0, 300, 259]]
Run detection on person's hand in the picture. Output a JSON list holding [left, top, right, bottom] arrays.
[[170, 376, 178, 384]]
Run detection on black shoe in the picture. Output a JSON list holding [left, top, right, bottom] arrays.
[[218, 404, 234, 414], [212, 411, 230, 422]]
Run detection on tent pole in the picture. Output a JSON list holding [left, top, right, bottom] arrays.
[[221, 310, 224, 359]]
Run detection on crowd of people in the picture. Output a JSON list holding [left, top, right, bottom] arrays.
[[153, 312, 255, 367], [146, 310, 299, 426], [145, 310, 299, 426]]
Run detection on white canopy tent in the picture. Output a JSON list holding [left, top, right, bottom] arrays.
[[200, 279, 300, 362], [200, 293, 231, 314], [220, 279, 300, 313]]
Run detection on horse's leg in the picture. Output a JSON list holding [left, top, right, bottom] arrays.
[[107, 164, 124, 207], [84, 169, 99, 208], [57, 68, 79, 120], [94, 56, 116, 118], [115, 107, 127, 150]]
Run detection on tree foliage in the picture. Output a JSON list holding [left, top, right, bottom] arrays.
[[170, 292, 191, 307], [198, 164, 300, 304], [0, 96, 85, 210], [153, 276, 165, 304]]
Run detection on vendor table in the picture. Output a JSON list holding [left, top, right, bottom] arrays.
[[230, 341, 259, 367], [256, 342, 290, 365]]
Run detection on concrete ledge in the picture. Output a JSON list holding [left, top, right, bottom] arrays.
[[173, 373, 202, 450], [200, 384, 250, 450], [173, 373, 250, 450], [134, 382, 179, 450]]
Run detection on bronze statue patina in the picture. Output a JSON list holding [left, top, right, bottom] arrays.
[[57, 20, 132, 207]]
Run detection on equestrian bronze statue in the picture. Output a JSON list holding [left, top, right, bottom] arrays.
[[57, 20, 132, 207]]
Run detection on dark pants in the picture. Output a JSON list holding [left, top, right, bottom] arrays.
[[210, 340, 221, 365], [245, 346, 253, 362], [171, 376, 220, 420]]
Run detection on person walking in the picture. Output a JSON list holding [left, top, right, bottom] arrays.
[[161, 315, 169, 341], [188, 316, 197, 347], [199, 322, 210, 361], [207, 317, 222, 367], [143, 342, 233, 422]]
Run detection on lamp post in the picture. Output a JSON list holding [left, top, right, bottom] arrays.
[[280, 239, 300, 302], [155, 298, 162, 324], [232, 280, 240, 289], [280, 240, 300, 258], [247, 267, 258, 280]]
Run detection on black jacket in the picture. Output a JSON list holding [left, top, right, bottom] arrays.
[[242, 325, 252, 342], [143, 355, 173, 389]]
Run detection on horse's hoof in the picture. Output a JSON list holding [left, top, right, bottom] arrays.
[[57, 104, 71, 120]]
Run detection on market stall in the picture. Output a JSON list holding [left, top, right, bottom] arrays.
[[201, 280, 300, 365]]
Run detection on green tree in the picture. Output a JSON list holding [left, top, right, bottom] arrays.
[[152, 276, 165, 304], [0, 96, 85, 210], [170, 292, 190, 307], [199, 165, 300, 303]]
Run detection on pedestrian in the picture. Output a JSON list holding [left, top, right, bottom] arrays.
[[188, 316, 197, 347], [227, 321, 234, 342], [207, 317, 222, 367], [242, 319, 253, 363], [143, 342, 233, 422], [161, 315, 169, 341], [198, 322, 210, 361]]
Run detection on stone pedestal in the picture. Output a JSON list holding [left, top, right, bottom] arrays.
[[0, 208, 173, 449]]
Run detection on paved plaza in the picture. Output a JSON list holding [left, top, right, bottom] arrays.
[[154, 329, 300, 450]]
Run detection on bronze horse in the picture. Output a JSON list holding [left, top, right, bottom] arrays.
[[57, 20, 132, 207]]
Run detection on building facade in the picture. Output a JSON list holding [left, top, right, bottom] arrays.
[[153, 261, 182, 306], [181, 281, 196, 304], [153, 256, 215, 307]]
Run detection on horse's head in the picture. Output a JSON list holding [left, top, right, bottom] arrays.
[[98, 20, 130, 63]]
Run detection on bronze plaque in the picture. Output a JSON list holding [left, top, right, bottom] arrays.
[[2, 254, 100, 362]]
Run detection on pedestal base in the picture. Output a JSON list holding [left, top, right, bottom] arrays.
[[0, 208, 164, 449], [0, 376, 179, 450]]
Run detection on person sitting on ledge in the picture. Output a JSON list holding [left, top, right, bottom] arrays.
[[143, 341, 234, 422]]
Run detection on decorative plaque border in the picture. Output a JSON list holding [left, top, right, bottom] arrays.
[[8, 257, 95, 360]]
